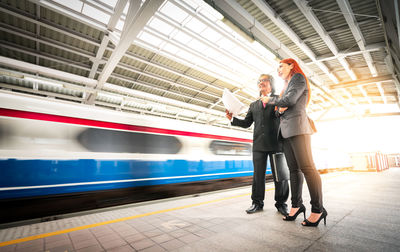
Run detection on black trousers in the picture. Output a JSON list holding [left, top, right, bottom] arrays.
[[252, 151, 289, 207], [283, 134, 323, 213]]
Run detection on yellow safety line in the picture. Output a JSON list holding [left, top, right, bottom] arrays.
[[1, 190, 270, 247]]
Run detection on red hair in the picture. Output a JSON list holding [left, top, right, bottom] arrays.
[[280, 58, 311, 106]]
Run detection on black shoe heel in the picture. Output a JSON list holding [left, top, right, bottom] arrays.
[[283, 204, 306, 221], [302, 208, 328, 227]]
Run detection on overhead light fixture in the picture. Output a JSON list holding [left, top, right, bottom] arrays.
[[23, 76, 64, 88]]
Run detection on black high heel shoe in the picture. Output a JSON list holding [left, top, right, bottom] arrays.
[[283, 204, 306, 221], [302, 208, 328, 227]]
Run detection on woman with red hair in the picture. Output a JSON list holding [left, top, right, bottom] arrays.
[[262, 58, 327, 227]]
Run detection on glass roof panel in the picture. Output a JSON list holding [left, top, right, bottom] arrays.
[[160, 2, 189, 23], [230, 47, 247, 58], [173, 31, 192, 44], [187, 39, 208, 52], [82, 4, 110, 24], [98, 0, 118, 9], [185, 17, 207, 33], [138, 31, 164, 48], [54, 0, 83, 12], [148, 18, 175, 36], [200, 27, 223, 43], [116, 19, 124, 31], [216, 38, 236, 51], [163, 43, 180, 55]]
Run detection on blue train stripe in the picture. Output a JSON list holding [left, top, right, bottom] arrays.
[[1, 171, 254, 191], [0, 159, 272, 199]]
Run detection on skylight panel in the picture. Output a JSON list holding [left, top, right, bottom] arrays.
[[115, 19, 124, 31], [203, 48, 220, 59], [192, 57, 209, 68], [148, 18, 175, 36], [82, 3, 110, 24], [199, 3, 223, 22], [176, 50, 196, 62], [163, 43, 180, 55], [138, 31, 163, 48], [183, 0, 200, 10], [122, 2, 129, 15], [54, 0, 82, 12], [216, 54, 232, 66], [187, 39, 208, 52], [200, 27, 222, 43], [230, 47, 247, 59], [251, 41, 276, 60], [98, 0, 118, 9], [216, 38, 236, 51], [185, 17, 207, 33], [160, 2, 188, 23], [173, 31, 192, 44]]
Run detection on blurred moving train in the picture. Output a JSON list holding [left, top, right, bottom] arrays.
[[0, 91, 352, 224], [0, 91, 256, 223]]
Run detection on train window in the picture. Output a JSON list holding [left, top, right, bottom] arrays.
[[209, 140, 251, 156], [78, 128, 182, 154]]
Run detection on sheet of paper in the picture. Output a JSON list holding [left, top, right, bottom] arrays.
[[222, 88, 247, 117]]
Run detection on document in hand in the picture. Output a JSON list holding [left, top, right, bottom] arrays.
[[222, 88, 247, 117]]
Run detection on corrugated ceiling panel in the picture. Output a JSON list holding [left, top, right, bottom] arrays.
[[41, 7, 103, 42], [370, 50, 390, 75], [40, 27, 98, 55], [40, 58, 88, 76], [152, 55, 190, 73], [120, 56, 148, 70], [128, 44, 157, 59]]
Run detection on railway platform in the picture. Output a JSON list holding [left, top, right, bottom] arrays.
[[0, 169, 399, 252]]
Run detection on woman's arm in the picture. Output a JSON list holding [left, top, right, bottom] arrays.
[[264, 74, 306, 107]]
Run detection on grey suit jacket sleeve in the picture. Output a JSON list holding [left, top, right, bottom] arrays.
[[268, 73, 306, 107], [231, 105, 254, 128]]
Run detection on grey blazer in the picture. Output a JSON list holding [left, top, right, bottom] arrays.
[[268, 73, 314, 139]]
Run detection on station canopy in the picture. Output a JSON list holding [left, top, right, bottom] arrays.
[[0, 0, 399, 131]]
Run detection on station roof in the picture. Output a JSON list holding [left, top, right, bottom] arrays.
[[0, 0, 399, 130]]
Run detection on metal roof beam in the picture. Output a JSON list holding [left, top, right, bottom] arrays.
[[86, 0, 165, 105], [294, 0, 357, 80], [376, 82, 387, 104], [204, 0, 292, 61], [0, 6, 101, 46], [0, 56, 97, 87], [0, 45, 224, 109], [251, 0, 339, 83], [141, 26, 249, 88], [171, 0, 276, 70], [0, 19, 240, 104], [336, 0, 378, 77], [341, 88, 359, 106], [330, 74, 394, 89], [358, 86, 372, 104], [3, 47, 223, 108], [0, 27, 231, 107], [88, 0, 130, 79], [305, 43, 385, 64], [154, 12, 264, 75], [205, 0, 354, 114], [31, 0, 108, 32]]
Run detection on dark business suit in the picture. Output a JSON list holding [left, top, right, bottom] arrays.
[[231, 95, 289, 208], [268, 73, 323, 213]]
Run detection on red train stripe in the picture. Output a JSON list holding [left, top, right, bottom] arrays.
[[0, 108, 252, 143]]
